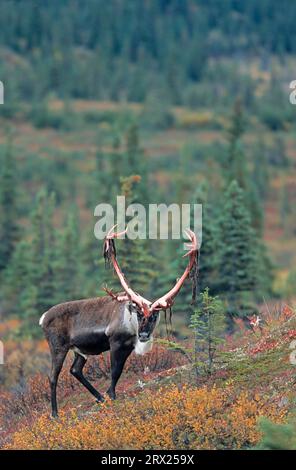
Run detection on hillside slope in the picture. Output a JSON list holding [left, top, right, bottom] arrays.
[[1, 304, 295, 450]]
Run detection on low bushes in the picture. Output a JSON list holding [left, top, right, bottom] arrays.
[[4, 384, 286, 450]]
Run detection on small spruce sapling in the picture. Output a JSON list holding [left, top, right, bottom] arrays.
[[158, 289, 225, 379], [190, 288, 225, 376]]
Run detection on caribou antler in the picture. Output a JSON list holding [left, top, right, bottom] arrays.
[[103, 225, 152, 317], [102, 286, 129, 302], [149, 229, 198, 313], [103, 226, 199, 317]]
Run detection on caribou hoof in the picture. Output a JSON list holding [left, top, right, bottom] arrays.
[[95, 395, 105, 404], [106, 389, 116, 400]]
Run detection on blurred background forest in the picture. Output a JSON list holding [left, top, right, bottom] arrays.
[[1, 0, 295, 335], [0, 0, 296, 450]]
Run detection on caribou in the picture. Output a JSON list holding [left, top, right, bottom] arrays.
[[39, 227, 198, 417]]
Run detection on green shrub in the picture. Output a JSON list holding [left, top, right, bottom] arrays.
[[256, 417, 296, 450]]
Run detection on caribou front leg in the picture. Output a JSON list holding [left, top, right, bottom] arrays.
[[107, 342, 134, 399]]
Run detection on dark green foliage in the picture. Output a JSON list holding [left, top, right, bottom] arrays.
[[20, 190, 57, 333], [258, 80, 294, 131], [0, 190, 84, 336], [193, 183, 221, 294], [159, 289, 225, 376], [225, 100, 264, 234], [226, 99, 247, 188], [2, 1, 296, 105], [140, 93, 175, 130], [0, 239, 32, 314], [268, 135, 289, 168], [0, 1, 285, 340], [53, 209, 82, 303], [217, 181, 258, 318], [190, 288, 225, 375], [28, 100, 78, 131], [0, 135, 19, 270], [252, 140, 270, 200], [124, 124, 149, 204]]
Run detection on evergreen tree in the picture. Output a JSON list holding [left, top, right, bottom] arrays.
[[257, 418, 296, 450], [252, 139, 270, 199], [124, 124, 148, 204], [0, 239, 32, 315], [225, 99, 263, 234], [0, 190, 58, 335], [94, 140, 107, 202], [108, 132, 123, 202], [226, 98, 247, 189], [193, 183, 221, 294], [247, 182, 264, 235], [217, 180, 258, 319], [29, 190, 56, 313], [54, 208, 82, 303], [190, 288, 225, 376], [0, 134, 19, 270], [254, 240, 274, 299], [93, 126, 125, 208]]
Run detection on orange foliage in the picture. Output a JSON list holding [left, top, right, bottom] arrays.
[[1, 339, 49, 389], [0, 318, 21, 335], [4, 385, 286, 450]]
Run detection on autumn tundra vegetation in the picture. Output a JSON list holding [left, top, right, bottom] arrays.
[[0, 0, 296, 450]]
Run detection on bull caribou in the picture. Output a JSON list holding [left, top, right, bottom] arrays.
[[40, 227, 198, 417]]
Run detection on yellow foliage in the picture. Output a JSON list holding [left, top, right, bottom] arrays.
[[4, 385, 286, 450], [177, 111, 213, 129]]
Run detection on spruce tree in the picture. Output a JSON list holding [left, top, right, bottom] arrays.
[[0, 239, 32, 315], [1, 190, 57, 336], [225, 99, 263, 233], [252, 139, 270, 199], [30, 190, 56, 314], [93, 139, 109, 205], [54, 208, 82, 303], [190, 288, 225, 376], [0, 134, 19, 270], [218, 180, 258, 319], [193, 183, 221, 295], [226, 98, 247, 189], [17, 190, 57, 335], [124, 124, 148, 204]]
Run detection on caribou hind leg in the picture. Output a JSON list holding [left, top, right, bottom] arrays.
[[48, 345, 68, 418], [70, 352, 104, 403]]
